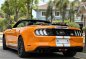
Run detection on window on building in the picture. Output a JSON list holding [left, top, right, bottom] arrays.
[[55, 11, 60, 16], [42, 11, 46, 16]]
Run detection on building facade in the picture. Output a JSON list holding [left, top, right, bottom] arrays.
[[35, 4, 69, 20], [78, 2, 86, 28]]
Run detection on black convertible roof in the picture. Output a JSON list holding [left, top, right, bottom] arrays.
[[13, 19, 51, 28], [13, 19, 68, 28], [18, 19, 51, 23]]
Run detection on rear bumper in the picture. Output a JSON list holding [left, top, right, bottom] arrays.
[[34, 46, 83, 52]]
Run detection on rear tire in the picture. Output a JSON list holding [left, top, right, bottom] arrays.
[[63, 49, 77, 57], [18, 36, 27, 58], [3, 35, 8, 50]]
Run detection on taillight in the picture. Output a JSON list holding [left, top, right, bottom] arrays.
[[35, 29, 48, 36], [35, 29, 83, 36]]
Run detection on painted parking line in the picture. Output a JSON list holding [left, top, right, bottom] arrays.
[[0, 40, 2, 46], [0, 43, 2, 46]]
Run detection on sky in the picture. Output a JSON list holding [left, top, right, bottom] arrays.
[[0, 0, 5, 7]]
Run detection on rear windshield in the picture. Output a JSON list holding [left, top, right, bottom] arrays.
[[46, 29, 82, 36]]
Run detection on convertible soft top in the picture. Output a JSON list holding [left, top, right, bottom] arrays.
[[13, 19, 51, 28], [18, 19, 51, 23]]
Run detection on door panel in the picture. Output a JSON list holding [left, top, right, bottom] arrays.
[[9, 29, 17, 47], [5, 29, 12, 46], [5, 28, 18, 47]]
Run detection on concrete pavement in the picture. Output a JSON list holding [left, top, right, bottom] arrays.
[[0, 47, 86, 59]]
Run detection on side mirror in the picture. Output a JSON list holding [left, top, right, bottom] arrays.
[[7, 25, 12, 29]]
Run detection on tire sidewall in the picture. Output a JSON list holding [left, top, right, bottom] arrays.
[[63, 49, 77, 57], [18, 37, 26, 58], [3, 35, 8, 50]]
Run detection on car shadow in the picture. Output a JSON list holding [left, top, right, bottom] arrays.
[[4, 48, 80, 59]]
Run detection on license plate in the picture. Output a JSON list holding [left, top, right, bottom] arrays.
[[56, 39, 69, 44]]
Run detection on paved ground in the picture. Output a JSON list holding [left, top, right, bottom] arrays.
[[0, 34, 86, 59]]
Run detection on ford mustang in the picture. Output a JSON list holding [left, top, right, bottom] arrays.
[[3, 20, 84, 58]]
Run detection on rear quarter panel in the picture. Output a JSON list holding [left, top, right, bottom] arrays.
[[20, 25, 56, 51]]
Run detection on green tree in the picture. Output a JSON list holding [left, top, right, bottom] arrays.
[[46, 0, 69, 23], [1, 0, 39, 22], [1, 0, 13, 26], [69, 0, 80, 22], [82, 0, 86, 2], [46, 0, 54, 23], [0, 10, 4, 18], [9, 0, 25, 22], [54, 0, 69, 22], [25, 0, 39, 19]]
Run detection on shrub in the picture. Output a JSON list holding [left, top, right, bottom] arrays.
[[82, 27, 86, 31], [0, 18, 5, 31], [67, 22, 80, 28]]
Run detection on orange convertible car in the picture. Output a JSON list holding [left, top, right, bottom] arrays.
[[3, 20, 83, 57]]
